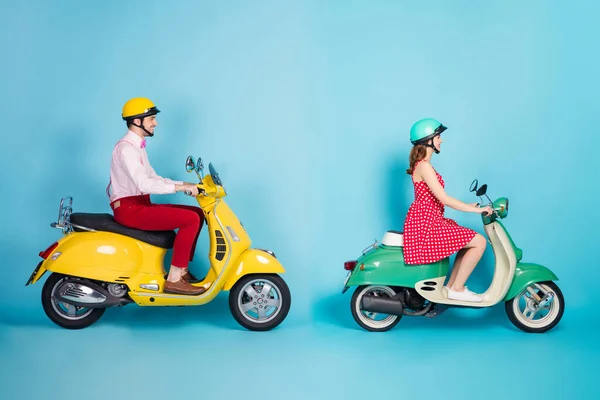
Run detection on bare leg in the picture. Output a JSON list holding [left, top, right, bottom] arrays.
[[446, 248, 468, 288], [449, 234, 487, 292]]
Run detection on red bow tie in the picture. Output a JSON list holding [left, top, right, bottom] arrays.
[[141, 139, 146, 149]]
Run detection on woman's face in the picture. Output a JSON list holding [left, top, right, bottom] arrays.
[[433, 134, 443, 151]]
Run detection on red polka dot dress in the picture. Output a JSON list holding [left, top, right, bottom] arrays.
[[403, 160, 476, 265]]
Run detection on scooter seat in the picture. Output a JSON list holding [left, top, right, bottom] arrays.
[[382, 230, 403, 247], [69, 213, 176, 249]]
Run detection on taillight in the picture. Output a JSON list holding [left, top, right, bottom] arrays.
[[39, 242, 59, 259], [344, 261, 357, 271]]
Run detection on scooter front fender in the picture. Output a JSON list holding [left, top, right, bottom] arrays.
[[223, 249, 285, 290], [503, 262, 558, 301]]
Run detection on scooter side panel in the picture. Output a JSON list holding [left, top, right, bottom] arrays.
[[43, 232, 167, 282], [503, 262, 559, 301], [222, 249, 285, 290], [346, 246, 449, 288]]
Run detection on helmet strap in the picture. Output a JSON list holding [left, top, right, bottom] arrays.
[[131, 116, 154, 137], [420, 138, 439, 154]]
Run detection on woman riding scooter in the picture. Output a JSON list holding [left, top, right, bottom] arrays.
[[403, 118, 493, 303], [107, 97, 209, 296]]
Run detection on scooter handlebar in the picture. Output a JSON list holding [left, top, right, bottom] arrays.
[[475, 202, 493, 216], [184, 188, 206, 196]]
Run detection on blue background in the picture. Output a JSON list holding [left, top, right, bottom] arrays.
[[1, 0, 598, 398]]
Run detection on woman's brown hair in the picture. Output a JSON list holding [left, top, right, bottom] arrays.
[[406, 145, 427, 175]]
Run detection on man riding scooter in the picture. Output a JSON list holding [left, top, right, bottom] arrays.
[[107, 97, 209, 295]]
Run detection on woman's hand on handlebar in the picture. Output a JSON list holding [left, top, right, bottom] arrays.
[[469, 203, 493, 215], [478, 205, 494, 216]]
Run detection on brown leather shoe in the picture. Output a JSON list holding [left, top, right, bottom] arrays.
[[182, 271, 202, 284], [163, 271, 202, 284], [163, 279, 207, 296]]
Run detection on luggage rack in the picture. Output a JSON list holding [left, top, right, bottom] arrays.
[[50, 196, 96, 234], [362, 240, 379, 255]]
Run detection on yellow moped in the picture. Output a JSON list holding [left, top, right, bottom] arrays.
[[26, 156, 291, 331]]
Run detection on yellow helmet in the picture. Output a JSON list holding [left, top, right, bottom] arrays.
[[121, 97, 160, 121]]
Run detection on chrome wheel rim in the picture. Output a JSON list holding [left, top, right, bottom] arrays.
[[355, 286, 398, 329], [512, 283, 560, 328], [237, 278, 283, 324]]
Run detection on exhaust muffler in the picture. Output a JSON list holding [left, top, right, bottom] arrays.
[[54, 280, 130, 308], [361, 295, 404, 316]]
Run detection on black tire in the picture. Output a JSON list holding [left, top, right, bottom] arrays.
[[41, 273, 106, 330], [505, 281, 564, 333], [229, 274, 291, 331], [350, 285, 402, 332]]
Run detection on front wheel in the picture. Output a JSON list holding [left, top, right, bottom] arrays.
[[229, 274, 291, 331], [505, 281, 564, 333], [41, 273, 106, 330], [351, 285, 402, 332]]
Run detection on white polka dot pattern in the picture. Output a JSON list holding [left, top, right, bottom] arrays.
[[403, 160, 476, 265]]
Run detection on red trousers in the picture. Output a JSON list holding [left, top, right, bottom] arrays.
[[111, 195, 204, 269]]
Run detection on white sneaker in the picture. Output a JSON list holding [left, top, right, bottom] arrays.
[[447, 286, 482, 302]]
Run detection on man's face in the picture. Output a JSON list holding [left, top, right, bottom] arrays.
[[139, 115, 158, 136]]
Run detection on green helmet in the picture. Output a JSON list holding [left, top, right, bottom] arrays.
[[410, 118, 447, 145]]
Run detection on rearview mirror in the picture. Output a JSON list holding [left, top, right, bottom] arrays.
[[476, 184, 487, 197], [185, 156, 196, 173], [469, 179, 479, 193], [196, 157, 204, 172]]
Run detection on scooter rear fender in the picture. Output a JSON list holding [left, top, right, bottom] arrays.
[[346, 245, 450, 288], [35, 231, 168, 283], [25, 261, 47, 286]]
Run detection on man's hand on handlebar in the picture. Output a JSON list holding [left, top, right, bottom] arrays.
[[175, 183, 199, 196]]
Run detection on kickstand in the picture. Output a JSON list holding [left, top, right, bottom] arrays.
[[425, 304, 449, 318]]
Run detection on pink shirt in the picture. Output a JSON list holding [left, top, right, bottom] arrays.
[[106, 131, 182, 203]]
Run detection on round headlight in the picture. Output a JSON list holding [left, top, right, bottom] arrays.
[[495, 197, 509, 218]]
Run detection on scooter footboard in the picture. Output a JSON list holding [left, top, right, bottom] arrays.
[[503, 262, 558, 301], [223, 249, 285, 290]]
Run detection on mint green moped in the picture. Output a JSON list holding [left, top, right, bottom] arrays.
[[341, 180, 564, 333]]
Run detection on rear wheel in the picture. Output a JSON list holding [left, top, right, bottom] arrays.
[[350, 285, 401, 332], [41, 273, 106, 330], [505, 281, 564, 333]]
